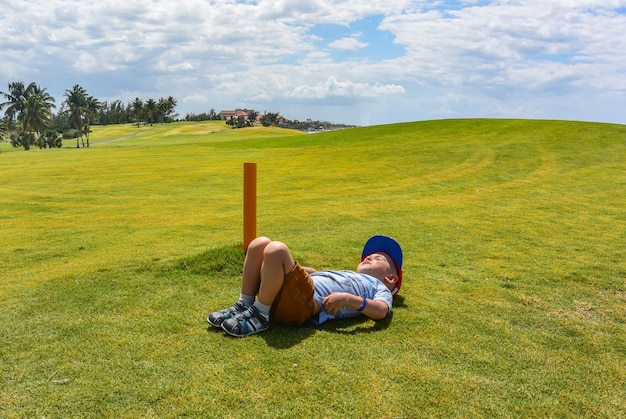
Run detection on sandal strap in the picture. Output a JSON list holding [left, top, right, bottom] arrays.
[[223, 305, 269, 337], [240, 305, 268, 332]]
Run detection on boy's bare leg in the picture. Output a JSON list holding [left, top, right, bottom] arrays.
[[241, 236, 271, 296], [257, 241, 296, 306], [208, 236, 270, 327], [239, 237, 296, 305], [214, 237, 296, 336]]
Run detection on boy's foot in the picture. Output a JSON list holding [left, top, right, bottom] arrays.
[[221, 305, 269, 337], [207, 301, 247, 327]]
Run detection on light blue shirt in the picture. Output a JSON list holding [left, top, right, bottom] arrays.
[[310, 270, 393, 324]]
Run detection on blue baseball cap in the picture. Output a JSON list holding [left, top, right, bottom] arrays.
[[361, 235, 403, 295]]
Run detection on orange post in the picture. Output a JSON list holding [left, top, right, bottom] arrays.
[[243, 162, 257, 250]]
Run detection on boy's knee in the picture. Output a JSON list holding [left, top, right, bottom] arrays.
[[263, 241, 289, 259], [248, 236, 271, 253]]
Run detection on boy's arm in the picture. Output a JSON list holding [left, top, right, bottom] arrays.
[[321, 292, 390, 320], [302, 266, 317, 273]]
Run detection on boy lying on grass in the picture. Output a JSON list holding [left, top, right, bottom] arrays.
[[208, 235, 403, 337]]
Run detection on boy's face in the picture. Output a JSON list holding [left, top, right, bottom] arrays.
[[357, 252, 396, 281]]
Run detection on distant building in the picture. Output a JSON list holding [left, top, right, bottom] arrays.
[[217, 110, 236, 120], [218, 109, 253, 121]]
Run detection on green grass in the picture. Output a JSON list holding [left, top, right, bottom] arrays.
[[1, 119, 625, 417]]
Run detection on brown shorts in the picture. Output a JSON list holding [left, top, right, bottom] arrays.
[[270, 262, 318, 325]]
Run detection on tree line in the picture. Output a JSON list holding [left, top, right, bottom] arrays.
[[0, 80, 178, 150]]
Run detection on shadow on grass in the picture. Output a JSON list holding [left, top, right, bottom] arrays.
[[208, 313, 394, 349], [205, 322, 316, 348], [392, 294, 407, 308], [262, 311, 395, 348], [175, 244, 245, 277], [319, 311, 394, 335], [262, 324, 317, 348]]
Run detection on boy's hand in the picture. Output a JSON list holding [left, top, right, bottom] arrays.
[[322, 292, 390, 320], [322, 292, 355, 315]]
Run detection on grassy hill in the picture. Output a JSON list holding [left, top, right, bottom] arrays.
[[1, 119, 625, 417]]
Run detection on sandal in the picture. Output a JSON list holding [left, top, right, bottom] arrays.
[[221, 305, 269, 337], [207, 301, 247, 327]]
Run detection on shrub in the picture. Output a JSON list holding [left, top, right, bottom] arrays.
[[62, 129, 79, 139]]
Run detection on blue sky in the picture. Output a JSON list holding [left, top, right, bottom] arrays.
[[2, 0, 626, 126]]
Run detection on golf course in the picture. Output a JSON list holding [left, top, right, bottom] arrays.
[[1, 119, 624, 417]]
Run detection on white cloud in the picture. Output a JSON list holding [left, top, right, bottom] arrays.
[[329, 34, 368, 50], [0, 0, 625, 125], [288, 76, 405, 99], [379, 2, 626, 98], [182, 93, 211, 106]]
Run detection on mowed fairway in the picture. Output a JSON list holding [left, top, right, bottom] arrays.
[[1, 119, 625, 417]]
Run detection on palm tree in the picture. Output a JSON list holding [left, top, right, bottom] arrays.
[[64, 85, 88, 148], [0, 118, 8, 145], [145, 98, 158, 126], [84, 95, 101, 146], [17, 94, 54, 150], [166, 96, 177, 120], [1, 81, 28, 128], [157, 96, 177, 123], [1, 81, 56, 150], [131, 97, 144, 127], [29, 84, 56, 109]]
